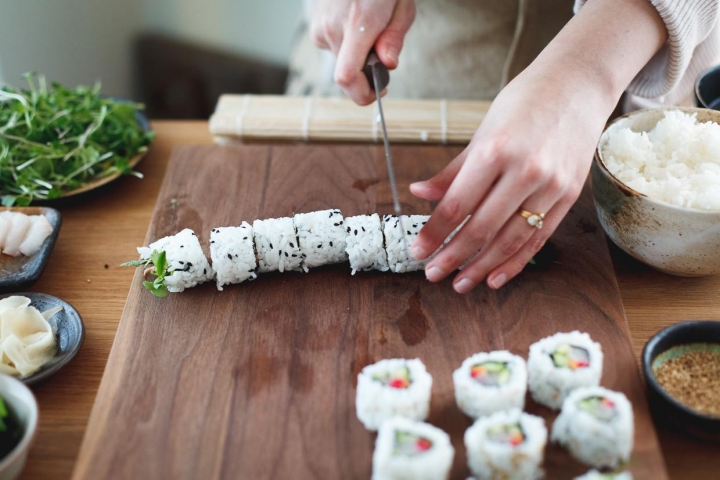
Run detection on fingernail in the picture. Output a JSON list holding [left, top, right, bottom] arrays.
[[490, 273, 507, 289], [425, 266, 444, 282], [387, 48, 398, 65], [411, 245, 426, 260], [454, 278, 474, 294]]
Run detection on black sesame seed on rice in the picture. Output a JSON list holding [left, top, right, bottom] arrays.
[[317, 244, 322, 248], [227, 254, 232, 260], [179, 261, 184, 264], [187, 262, 193, 267], [243, 237, 248, 240], [346, 227, 351, 233], [329, 241, 333, 247], [289, 242, 294, 248], [334, 223, 339, 227], [285, 252, 289, 257], [361, 226, 365, 232], [407, 231, 412, 235], [354, 230, 358, 235], [292, 254, 297, 257], [204, 268, 207, 275], [269, 243, 274, 249]]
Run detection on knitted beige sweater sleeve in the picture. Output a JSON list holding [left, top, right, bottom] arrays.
[[575, 0, 720, 102]]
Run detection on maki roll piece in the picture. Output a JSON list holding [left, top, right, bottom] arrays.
[[136, 229, 213, 293], [344, 214, 389, 274], [372, 417, 454, 480], [465, 409, 547, 480], [528, 331, 603, 409], [383, 215, 432, 273], [356, 358, 433, 431], [209, 222, 258, 291], [252, 217, 303, 273], [453, 351, 528, 419], [294, 209, 348, 271], [552, 386, 634, 470], [574, 470, 633, 480]]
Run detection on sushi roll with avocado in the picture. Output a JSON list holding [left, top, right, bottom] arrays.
[[209, 222, 257, 290], [344, 214, 388, 274], [383, 215, 432, 273], [453, 351, 528, 419], [252, 217, 303, 273], [574, 470, 633, 480], [356, 358, 433, 431], [528, 331, 603, 409], [552, 386, 634, 470], [294, 209, 348, 271], [464, 409, 547, 480], [372, 417, 454, 480]]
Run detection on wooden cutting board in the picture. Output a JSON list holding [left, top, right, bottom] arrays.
[[74, 145, 667, 480]]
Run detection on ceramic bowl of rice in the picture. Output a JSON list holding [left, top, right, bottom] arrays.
[[593, 107, 720, 276]]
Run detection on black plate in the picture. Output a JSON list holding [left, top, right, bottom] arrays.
[[642, 320, 720, 440], [0, 207, 62, 294], [0, 292, 84, 385]]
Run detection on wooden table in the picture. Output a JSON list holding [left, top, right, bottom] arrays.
[[19, 121, 720, 480]]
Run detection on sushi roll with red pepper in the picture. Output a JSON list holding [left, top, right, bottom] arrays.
[[356, 358, 433, 431], [528, 331, 603, 409], [464, 409, 547, 480], [372, 416, 454, 480], [453, 351, 528, 419], [209, 222, 257, 290], [552, 386, 634, 470]]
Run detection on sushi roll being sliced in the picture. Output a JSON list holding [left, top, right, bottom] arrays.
[[344, 214, 388, 275], [209, 222, 257, 290], [465, 409, 547, 480], [356, 358, 433, 431], [252, 217, 303, 273], [552, 386, 634, 470], [294, 209, 348, 271], [383, 215, 432, 273], [453, 351, 527, 419], [372, 417, 454, 480], [136, 228, 213, 293], [574, 470, 633, 480], [528, 331, 603, 409]]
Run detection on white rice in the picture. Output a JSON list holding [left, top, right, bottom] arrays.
[[356, 358, 433, 431], [344, 214, 389, 274], [465, 409, 547, 480], [528, 331, 603, 410], [453, 351, 527, 419], [252, 217, 303, 273], [384, 215, 432, 273], [372, 417, 454, 480], [294, 209, 348, 271], [601, 110, 720, 210], [575, 470, 633, 480], [552, 386, 634, 470], [209, 222, 257, 290], [137, 228, 213, 293]]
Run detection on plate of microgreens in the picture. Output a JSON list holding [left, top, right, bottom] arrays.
[[0, 73, 155, 206]]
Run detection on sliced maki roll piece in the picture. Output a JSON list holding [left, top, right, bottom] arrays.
[[528, 331, 603, 409], [574, 469, 633, 480], [372, 417, 454, 480], [356, 358, 432, 431], [383, 215, 432, 273], [344, 214, 388, 274], [465, 409, 547, 480], [252, 217, 302, 273], [209, 222, 257, 290], [453, 351, 528, 419], [552, 386, 634, 470], [294, 209, 348, 271]]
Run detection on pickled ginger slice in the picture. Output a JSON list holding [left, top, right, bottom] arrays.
[[0, 215, 10, 250], [2, 213, 31, 257], [19, 215, 53, 256]]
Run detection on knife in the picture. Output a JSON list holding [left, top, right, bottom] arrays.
[[363, 50, 410, 253]]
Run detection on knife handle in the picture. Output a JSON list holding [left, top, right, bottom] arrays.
[[363, 49, 390, 92]]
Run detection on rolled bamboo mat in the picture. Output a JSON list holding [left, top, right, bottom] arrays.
[[209, 95, 490, 144]]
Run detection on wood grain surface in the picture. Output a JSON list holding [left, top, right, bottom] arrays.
[[17, 122, 720, 480], [73, 144, 666, 479]]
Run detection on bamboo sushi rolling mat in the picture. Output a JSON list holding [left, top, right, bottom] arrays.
[[209, 95, 490, 144]]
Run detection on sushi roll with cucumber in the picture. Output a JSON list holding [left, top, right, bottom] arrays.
[[252, 217, 303, 273], [372, 416, 454, 480], [294, 209, 348, 271], [464, 408, 547, 480], [552, 386, 634, 469], [344, 214, 388, 274], [383, 215, 431, 273], [356, 358, 433, 431], [209, 222, 257, 290], [135, 228, 213, 293], [528, 331, 603, 409], [453, 351, 527, 419], [575, 470, 632, 480]]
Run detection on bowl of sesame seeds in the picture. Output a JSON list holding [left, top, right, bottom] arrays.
[[643, 320, 720, 440]]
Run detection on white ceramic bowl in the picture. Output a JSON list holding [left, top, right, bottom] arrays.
[[593, 107, 720, 276], [0, 375, 38, 480]]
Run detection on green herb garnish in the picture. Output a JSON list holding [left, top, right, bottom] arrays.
[[121, 250, 172, 298], [0, 72, 154, 205]]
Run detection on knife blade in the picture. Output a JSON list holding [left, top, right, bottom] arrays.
[[364, 51, 409, 253]]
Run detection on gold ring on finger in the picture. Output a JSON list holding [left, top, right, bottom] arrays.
[[519, 209, 545, 230]]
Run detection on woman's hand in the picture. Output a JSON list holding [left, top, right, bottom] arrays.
[[309, 0, 416, 105]]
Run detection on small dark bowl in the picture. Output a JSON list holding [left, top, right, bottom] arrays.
[[695, 64, 720, 109], [642, 320, 720, 440], [0, 292, 85, 386]]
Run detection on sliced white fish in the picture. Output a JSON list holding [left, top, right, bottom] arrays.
[[0, 215, 10, 250], [19, 214, 53, 256], [2, 212, 31, 257]]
